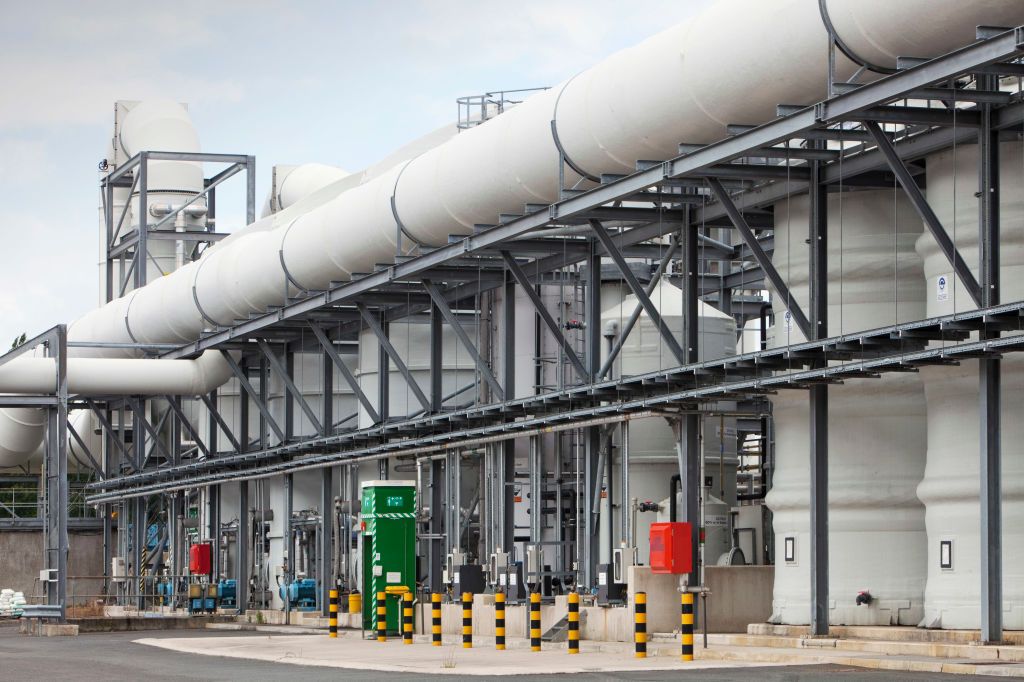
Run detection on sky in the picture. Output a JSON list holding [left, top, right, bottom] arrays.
[[0, 0, 707, 347]]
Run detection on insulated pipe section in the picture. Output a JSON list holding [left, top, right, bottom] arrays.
[[0, 351, 232, 396]]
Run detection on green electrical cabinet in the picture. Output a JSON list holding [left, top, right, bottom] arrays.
[[361, 480, 416, 632]]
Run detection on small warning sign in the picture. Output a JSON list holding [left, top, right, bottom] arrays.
[[936, 274, 950, 302]]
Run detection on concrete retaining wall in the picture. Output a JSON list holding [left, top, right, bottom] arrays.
[[0, 529, 103, 604]]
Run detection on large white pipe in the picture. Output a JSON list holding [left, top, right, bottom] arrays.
[[0, 352, 232, 396], [4, 0, 1024, 470]]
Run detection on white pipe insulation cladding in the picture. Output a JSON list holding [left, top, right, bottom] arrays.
[[0, 353, 233, 396], [1, 0, 1023, 471]]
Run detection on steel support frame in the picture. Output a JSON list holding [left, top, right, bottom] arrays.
[[76, 31, 1024, 635]]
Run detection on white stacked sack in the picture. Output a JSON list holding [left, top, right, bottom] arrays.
[[0, 588, 13, 616], [0, 588, 26, 617]]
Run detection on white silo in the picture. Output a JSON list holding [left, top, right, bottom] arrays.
[[915, 142, 1024, 629], [766, 189, 928, 625]]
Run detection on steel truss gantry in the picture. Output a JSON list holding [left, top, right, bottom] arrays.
[[25, 26, 1019, 636]]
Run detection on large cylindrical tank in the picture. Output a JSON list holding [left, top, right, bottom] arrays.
[[766, 189, 928, 626], [915, 142, 1024, 630], [600, 279, 738, 562]]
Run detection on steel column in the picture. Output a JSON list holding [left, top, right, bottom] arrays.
[[501, 271, 516, 551], [43, 326, 68, 618], [809, 148, 830, 637], [583, 247, 602, 587], [237, 481, 249, 613], [283, 472, 293, 623], [321, 467, 333, 617], [978, 72, 1003, 644]]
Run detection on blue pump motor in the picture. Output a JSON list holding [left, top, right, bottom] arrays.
[[278, 578, 318, 611]]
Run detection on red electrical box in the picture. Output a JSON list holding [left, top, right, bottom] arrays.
[[649, 522, 693, 574], [189, 542, 212, 575]]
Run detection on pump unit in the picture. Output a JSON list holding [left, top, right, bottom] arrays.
[[279, 578, 317, 611]]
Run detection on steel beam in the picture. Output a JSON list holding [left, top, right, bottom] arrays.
[[597, 236, 679, 379], [220, 351, 286, 443], [864, 120, 983, 306], [500, 252, 588, 380], [708, 178, 812, 339], [357, 303, 430, 412], [200, 392, 241, 453], [163, 396, 209, 458], [422, 280, 504, 400], [589, 220, 686, 365], [309, 324, 380, 424], [257, 340, 324, 436]]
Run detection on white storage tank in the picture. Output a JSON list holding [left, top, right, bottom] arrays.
[[766, 189, 928, 626], [601, 279, 738, 562], [915, 142, 1024, 630]]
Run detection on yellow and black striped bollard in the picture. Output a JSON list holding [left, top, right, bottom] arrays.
[[530, 591, 541, 652], [495, 591, 506, 650], [431, 592, 442, 646], [681, 592, 694, 661], [462, 592, 473, 648], [567, 591, 580, 654], [634, 591, 647, 658], [329, 589, 338, 638], [403, 591, 414, 645], [376, 591, 387, 642]]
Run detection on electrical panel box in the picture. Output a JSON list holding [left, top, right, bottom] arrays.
[[453, 564, 486, 599], [361, 480, 416, 632], [189, 542, 212, 575], [649, 522, 693, 574], [596, 563, 626, 604], [612, 546, 638, 584]]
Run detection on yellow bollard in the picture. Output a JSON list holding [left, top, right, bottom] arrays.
[[634, 591, 647, 658], [567, 591, 580, 654], [403, 592, 413, 645], [530, 591, 541, 652], [495, 591, 506, 650], [431, 592, 442, 646], [681, 592, 694, 661], [376, 591, 387, 642], [329, 589, 338, 638], [462, 592, 473, 648]]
